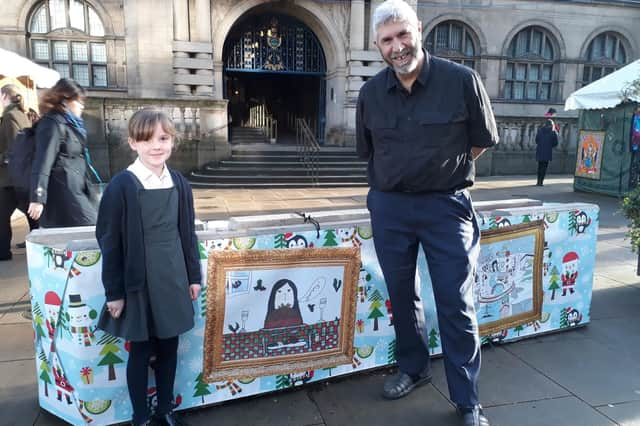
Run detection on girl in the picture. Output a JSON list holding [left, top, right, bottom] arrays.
[[0, 84, 37, 260], [28, 78, 98, 227], [96, 108, 201, 426]]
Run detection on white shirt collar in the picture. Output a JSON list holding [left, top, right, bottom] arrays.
[[127, 158, 173, 189]]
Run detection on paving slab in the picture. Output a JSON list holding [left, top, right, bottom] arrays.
[[309, 370, 459, 426], [507, 332, 640, 406], [578, 318, 640, 368], [589, 285, 640, 320], [0, 322, 36, 362], [483, 396, 616, 426], [0, 360, 40, 426], [182, 389, 324, 426], [430, 346, 570, 407], [0, 294, 32, 325], [33, 410, 70, 426], [596, 401, 640, 426]]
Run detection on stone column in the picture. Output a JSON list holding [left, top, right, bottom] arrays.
[[173, 0, 190, 95], [199, 101, 231, 164], [193, 0, 214, 96], [350, 0, 365, 54], [368, 0, 383, 49], [213, 60, 224, 100]]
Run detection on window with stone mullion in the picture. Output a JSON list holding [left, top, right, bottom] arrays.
[[27, 1, 108, 88], [426, 21, 477, 70], [505, 27, 555, 101], [582, 32, 627, 86]]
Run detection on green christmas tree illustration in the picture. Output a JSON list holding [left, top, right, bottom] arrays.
[[387, 339, 396, 364], [193, 372, 212, 403], [568, 210, 578, 235], [323, 230, 338, 247], [198, 242, 208, 260], [97, 335, 124, 381], [200, 286, 208, 318], [488, 217, 498, 230], [33, 302, 46, 339], [513, 324, 524, 336], [428, 328, 439, 354], [548, 265, 561, 300], [521, 215, 531, 223], [274, 234, 286, 249], [275, 374, 291, 389], [38, 350, 51, 397], [559, 308, 569, 329], [367, 289, 385, 331]]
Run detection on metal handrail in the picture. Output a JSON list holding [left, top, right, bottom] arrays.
[[295, 117, 320, 186], [248, 104, 277, 143]]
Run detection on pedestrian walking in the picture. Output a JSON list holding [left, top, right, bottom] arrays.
[[0, 84, 38, 261], [535, 119, 559, 186], [356, 1, 498, 425], [27, 78, 98, 227], [96, 108, 201, 426]]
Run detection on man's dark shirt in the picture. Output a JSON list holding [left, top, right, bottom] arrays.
[[356, 51, 499, 193]]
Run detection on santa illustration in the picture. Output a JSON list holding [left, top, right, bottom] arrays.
[[561, 252, 579, 296], [67, 294, 97, 347], [44, 291, 62, 350], [52, 353, 74, 404]]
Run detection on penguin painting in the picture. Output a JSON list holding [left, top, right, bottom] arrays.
[[263, 279, 304, 329]]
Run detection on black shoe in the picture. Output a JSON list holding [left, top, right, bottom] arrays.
[[0, 253, 12, 261], [152, 411, 187, 426], [457, 406, 490, 426], [15, 242, 26, 249], [382, 369, 432, 400]]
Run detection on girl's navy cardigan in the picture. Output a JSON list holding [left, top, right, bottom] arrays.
[[95, 169, 202, 302]]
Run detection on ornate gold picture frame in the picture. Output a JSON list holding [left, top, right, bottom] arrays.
[[203, 247, 360, 383], [476, 221, 544, 336]]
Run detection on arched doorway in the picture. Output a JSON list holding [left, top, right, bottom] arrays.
[[223, 12, 327, 144]]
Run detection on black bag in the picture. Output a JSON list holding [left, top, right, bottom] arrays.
[[7, 126, 36, 193]]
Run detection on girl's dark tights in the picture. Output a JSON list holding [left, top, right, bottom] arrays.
[[127, 336, 179, 424]]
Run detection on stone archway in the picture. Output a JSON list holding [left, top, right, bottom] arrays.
[[212, 0, 348, 142]]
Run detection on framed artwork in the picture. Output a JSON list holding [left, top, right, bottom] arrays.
[[203, 247, 360, 382], [475, 221, 544, 336], [575, 130, 605, 179]]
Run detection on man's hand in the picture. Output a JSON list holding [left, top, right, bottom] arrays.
[[189, 284, 201, 300], [471, 147, 487, 160], [28, 202, 44, 220]]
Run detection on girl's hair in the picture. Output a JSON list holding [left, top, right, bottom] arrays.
[[39, 78, 87, 114], [128, 108, 177, 142], [1, 84, 26, 112]]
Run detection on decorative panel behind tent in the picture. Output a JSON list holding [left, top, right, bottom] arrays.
[[574, 102, 638, 196]]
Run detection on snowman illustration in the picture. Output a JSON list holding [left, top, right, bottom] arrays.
[[561, 252, 579, 296], [44, 291, 62, 349], [67, 294, 97, 347]]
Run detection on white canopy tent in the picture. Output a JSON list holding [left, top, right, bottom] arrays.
[[0, 47, 60, 88], [565, 59, 640, 111]]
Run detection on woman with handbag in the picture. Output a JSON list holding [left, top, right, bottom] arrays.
[[28, 78, 99, 227]]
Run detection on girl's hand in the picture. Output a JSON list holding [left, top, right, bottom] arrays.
[[28, 202, 44, 220], [189, 284, 201, 300], [107, 299, 125, 319]]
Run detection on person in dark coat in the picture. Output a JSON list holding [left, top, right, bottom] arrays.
[[0, 84, 38, 260], [27, 78, 98, 227], [535, 119, 559, 186], [96, 108, 201, 426]]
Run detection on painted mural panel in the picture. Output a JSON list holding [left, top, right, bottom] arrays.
[[575, 130, 605, 179], [203, 248, 360, 382], [25, 205, 598, 425]]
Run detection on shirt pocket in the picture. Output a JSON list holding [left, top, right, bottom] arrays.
[[417, 111, 467, 147], [370, 116, 398, 154]]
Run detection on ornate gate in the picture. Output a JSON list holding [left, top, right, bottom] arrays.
[[224, 15, 326, 75]]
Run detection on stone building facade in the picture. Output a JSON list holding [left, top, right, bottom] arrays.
[[1, 0, 639, 178]]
